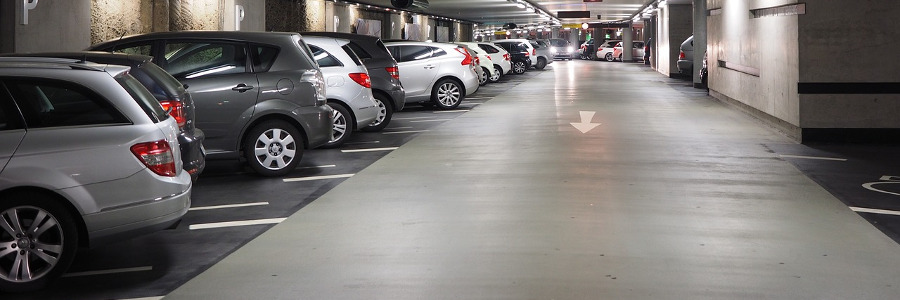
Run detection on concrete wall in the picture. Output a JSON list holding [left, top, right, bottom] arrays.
[[224, 0, 265, 31], [16, 0, 92, 52], [798, 0, 900, 129], [707, 0, 800, 133], [656, 3, 692, 77], [266, 0, 325, 32], [91, 0, 151, 45]]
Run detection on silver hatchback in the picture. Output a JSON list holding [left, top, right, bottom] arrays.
[[0, 58, 191, 292]]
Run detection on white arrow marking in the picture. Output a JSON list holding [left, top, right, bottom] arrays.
[[570, 111, 601, 133]]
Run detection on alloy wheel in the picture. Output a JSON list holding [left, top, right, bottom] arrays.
[[0, 206, 64, 284], [436, 82, 461, 107], [252, 127, 297, 170]]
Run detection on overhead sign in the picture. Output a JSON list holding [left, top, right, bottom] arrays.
[[562, 24, 583, 29], [584, 0, 603, 2], [558, 11, 592, 18]]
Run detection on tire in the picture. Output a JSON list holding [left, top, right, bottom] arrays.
[[489, 65, 502, 83], [431, 79, 463, 110], [479, 67, 489, 86], [0, 192, 78, 292], [618, 54, 623, 62], [321, 103, 352, 149], [512, 61, 527, 75], [534, 58, 547, 70], [362, 94, 392, 132], [243, 119, 303, 177], [605, 53, 614, 62]]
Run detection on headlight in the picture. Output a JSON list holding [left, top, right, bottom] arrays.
[[550, 47, 558, 53], [567, 47, 574, 53]]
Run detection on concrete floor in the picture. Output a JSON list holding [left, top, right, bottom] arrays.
[[164, 61, 900, 299]]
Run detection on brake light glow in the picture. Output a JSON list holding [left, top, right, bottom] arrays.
[[679, 51, 686, 60], [131, 140, 177, 177], [532, 49, 536, 56], [159, 100, 186, 129], [504, 53, 510, 61], [348, 73, 372, 88], [475, 56, 480, 65], [386, 66, 399, 80], [456, 48, 473, 65]]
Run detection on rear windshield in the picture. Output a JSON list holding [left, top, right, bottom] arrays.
[[342, 44, 363, 66], [346, 42, 372, 60], [116, 73, 168, 123], [135, 62, 182, 100]]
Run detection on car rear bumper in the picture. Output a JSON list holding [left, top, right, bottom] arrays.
[[178, 128, 205, 180], [677, 60, 693, 74], [297, 104, 334, 149], [387, 86, 406, 112]]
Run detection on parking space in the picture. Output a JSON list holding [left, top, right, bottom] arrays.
[[2, 68, 544, 300]]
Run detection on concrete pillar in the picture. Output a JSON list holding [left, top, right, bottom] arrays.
[[551, 27, 560, 39], [152, 0, 170, 32], [692, 0, 707, 87], [623, 22, 634, 61], [0, 0, 14, 53]]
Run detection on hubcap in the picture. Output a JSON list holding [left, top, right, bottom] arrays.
[[491, 67, 501, 81], [0, 206, 64, 283], [437, 83, 461, 107], [330, 109, 348, 142], [369, 99, 387, 127], [253, 128, 297, 170], [480, 71, 488, 84], [515, 62, 525, 73]]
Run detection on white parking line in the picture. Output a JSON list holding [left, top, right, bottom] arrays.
[[189, 218, 287, 230], [433, 110, 470, 113], [64, 266, 153, 278], [778, 154, 847, 161], [282, 173, 355, 182], [850, 207, 900, 216], [383, 130, 430, 134], [189, 202, 269, 211], [341, 147, 399, 153], [393, 116, 437, 120], [296, 164, 337, 169], [410, 119, 453, 123]]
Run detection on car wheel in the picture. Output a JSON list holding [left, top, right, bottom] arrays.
[[363, 95, 392, 132], [605, 53, 614, 62], [479, 67, 489, 86], [535, 58, 547, 70], [243, 120, 303, 176], [513, 61, 527, 74], [0, 193, 78, 292], [489, 66, 502, 83], [431, 79, 463, 110], [618, 54, 623, 62], [321, 103, 352, 149]]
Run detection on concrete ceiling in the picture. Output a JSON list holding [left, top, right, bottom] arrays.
[[352, 0, 655, 28]]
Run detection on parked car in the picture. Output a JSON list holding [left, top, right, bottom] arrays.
[[0, 57, 191, 292], [548, 38, 575, 60], [475, 42, 512, 82], [612, 41, 646, 62], [89, 31, 333, 177], [596, 40, 621, 62], [678, 35, 694, 75], [302, 32, 405, 132], [455, 43, 497, 86], [1, 51, 206, 180], [493, 41, 532, 75], [578, 38, 595, 60], [528, 39, 554, 70], [303, 36, 379, 148], [384, 41, 479, 110]]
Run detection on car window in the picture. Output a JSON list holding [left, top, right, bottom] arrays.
[[431, 47, 447, 58], [116, 73, 168, 123], [550, 39, 568, 47], [341, 45, 363, 66], [0, 86, 24, 131], [252, 45, 279, 72], [346, 42, 372, 60], [5, 78, 129, 128], [477, 44, 499, 54], [138, 61, 183, 99], [164, 42, 248, 79], [308, 45, 342, 68], [108, 43, 153, 56], [395, 45, 432, 62]]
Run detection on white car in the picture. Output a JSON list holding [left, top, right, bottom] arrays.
[[455, 42, 498, 86], [475, 42, 512, 82], [304, 36, 379, 148], [613, 41, 646, 62], [596, 40, 620, 62], [385, 41, 480, 110]]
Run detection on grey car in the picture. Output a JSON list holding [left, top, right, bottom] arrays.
[[89, 31, 333, 177], [0, 57, 191, 292]]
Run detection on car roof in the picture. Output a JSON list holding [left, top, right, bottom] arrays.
[[0, 57, 127, 75], [92, 31, 302, 49], [2, 51, 152, 67]]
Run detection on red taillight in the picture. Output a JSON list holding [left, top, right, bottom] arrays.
[[486, 56, 492, 61], [679, 51, 686, 60], [386, 66, 399, 80], [131, 140, 177, 177], [159, 100, 186, 129], [504, 53, 510, 61], [475, 56, 480, 65], [532, 49, 536, 56], [348, 72, 372, 88], [456, 48, 473, 65]]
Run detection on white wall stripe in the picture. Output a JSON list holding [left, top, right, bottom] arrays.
[[189, 202, 269, 211], [189, 218, 287, 230], [851, 207, 900, 216], [282, 173, 355, 182], [64, 266, 153, 278], [341, 147, 399, 153], [383, 130, 430, 134], [778, 154, 847, 161]]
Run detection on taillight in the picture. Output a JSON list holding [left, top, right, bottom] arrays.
[[386, 66, 399, 80], [679, 51, 686, 60], [504, 53, 510, 61], [159, 100, 186, 129], [486, 56, 492, 61], [475, 56, 480, 65], [348, 72, 372, 88], [532, 49, 536, 56], [456, 48, 473, 65], [131, 140, 177, 177]]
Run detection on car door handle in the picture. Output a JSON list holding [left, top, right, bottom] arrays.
[[424, 65, 436, 69], [232, 84, 254, 92]]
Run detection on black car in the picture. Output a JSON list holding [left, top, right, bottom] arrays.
[[493, 41, 532, 75], [302, 32, 406, 131], [3, 51, 207, 181]]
